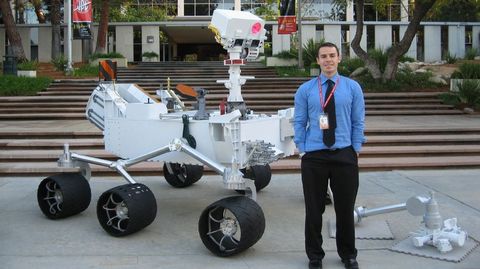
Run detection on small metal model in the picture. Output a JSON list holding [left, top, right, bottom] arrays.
[[36, 9, 296, 257]]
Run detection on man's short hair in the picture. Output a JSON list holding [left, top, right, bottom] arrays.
[[318, 42, 340, 57]]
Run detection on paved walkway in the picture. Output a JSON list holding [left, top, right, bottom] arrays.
[[1, 169, 479, 269]]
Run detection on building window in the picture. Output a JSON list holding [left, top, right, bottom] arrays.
[[185, 0, 234, 16]]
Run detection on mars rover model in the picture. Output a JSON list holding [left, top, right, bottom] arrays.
[[36, 10, 296, 256]]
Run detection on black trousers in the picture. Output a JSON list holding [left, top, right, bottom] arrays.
[[301, 146, 359, 261]]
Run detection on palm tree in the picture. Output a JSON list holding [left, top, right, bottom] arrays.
[[0, 0, 27, 62], [95, 0, 109, 54], [30, 0, 47, 23], [51, 0, 62, 59]]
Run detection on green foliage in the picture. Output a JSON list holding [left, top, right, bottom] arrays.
[[142, 51, 159, 58], [444, 52, 457, 64], [108, 3, 172, 22], [273, 50, 297, 59], [399, 55, 416, 63], [51, 55, 67, 71], [357, 68, 441, 92], [302, 38, 325, 68], [253, 0, 278, 20], [451, 62, 480, 79], [440, 80, 480, 109], [465, 48, 478, 60], [427, 0, 480, 22], [338, 57, 365, 76], [17, 60, 39, 71], [274, 66, 309, 77], [263, 42, 272, 57], [73, 64, 98, 77], [90, 52, 125, 60], [0, 75, 52, 96], [367, 48, 388, 73]]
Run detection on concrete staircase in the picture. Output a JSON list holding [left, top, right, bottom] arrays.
[[1, 61, 479, 176]]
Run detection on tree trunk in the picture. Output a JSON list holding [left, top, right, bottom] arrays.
[[31, 0, 46, 23], [350, 0, 437, 82], [95, 0, 109, 54], [51, 0, 62, 59], [0, 0, 27, 62], [350, 0, 383, 80], [382, 0, 437, 81]]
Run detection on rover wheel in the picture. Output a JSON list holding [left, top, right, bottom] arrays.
[[237, 164, 272, 194], [198, 196, 265, 257], [163, 162, 204, 188], [37, 173, 91, 219], [97, 183, 157, 237]]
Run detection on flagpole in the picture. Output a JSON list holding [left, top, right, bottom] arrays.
[[66, 0, 73, 74]]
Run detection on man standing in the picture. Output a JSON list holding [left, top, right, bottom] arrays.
[[294, 42, 365, 269]]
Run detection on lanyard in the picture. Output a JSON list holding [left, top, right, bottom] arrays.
[[318, 76, 340, 111]]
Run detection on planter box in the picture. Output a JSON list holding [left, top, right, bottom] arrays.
[[142, 57, 158, 62], [450, 78, 480, 92], [17, 70, 37, 77], [91, 58, 128, 68], [266, 57, 297, 67]]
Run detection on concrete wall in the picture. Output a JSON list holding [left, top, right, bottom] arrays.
[[449, 25, 465, 58], [324, 25, 342, 55], [473, 26, 480, 52], [272, 25, 291, 55], [142, 26, 160, 59], [424, 26, 441, 62], [18, 28, 31, 60], [375, 25, 392, 51], [116, 26, 134, 62], [38, 27, 52, 62]]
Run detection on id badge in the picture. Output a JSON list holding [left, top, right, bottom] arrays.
[[319, 113, 329, 130]]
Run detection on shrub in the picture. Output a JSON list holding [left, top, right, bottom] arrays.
[[51, 55, 68, 71], [142, 51, 159, 59], [440, 80, 480, 109], [445, 52, 457, 64], [367, 48, 388, 73], [338, 57, 365, 76], [273, 50, 297, 59], [0, 75, 52, 96], [274, 66, 309, 77], [73, 64, 98, 77], [357, 68, 440, 92], [17, 60, 39, 71], [464, 48, 478, 60], [89, 52, 125, 61], [302, 38, 325, 68], [451, 62, 480, 79]]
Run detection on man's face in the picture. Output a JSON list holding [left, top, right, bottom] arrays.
[[316, 46, 341, 77]]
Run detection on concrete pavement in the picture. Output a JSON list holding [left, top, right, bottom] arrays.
[[1, 169, 479, 269]]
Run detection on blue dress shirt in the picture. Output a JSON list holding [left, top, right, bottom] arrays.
[[294, 73, 365, 153]]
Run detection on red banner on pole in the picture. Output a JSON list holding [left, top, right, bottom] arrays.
[[277, 16, 297, 35], [72, 0, 93, 23]]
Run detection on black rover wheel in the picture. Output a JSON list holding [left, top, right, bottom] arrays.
[[198, 196, 265, 257], [237, 164, 272, 193], [163, 162, 204, 188], [37, 173, 91, 219], [97, 183, 157, 237]]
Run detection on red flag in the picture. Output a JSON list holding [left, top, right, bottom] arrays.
[[278, 16, 297, 34], [72, 0, 92, 23]]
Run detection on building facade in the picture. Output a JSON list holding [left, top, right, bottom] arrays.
[[1, 0, 479, 63]]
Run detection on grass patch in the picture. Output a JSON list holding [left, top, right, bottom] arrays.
[[0, 75, 52, 96], [73, 64, 98, 77]]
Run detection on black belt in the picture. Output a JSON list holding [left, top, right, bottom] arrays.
[[320, 146, 351, 152]]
